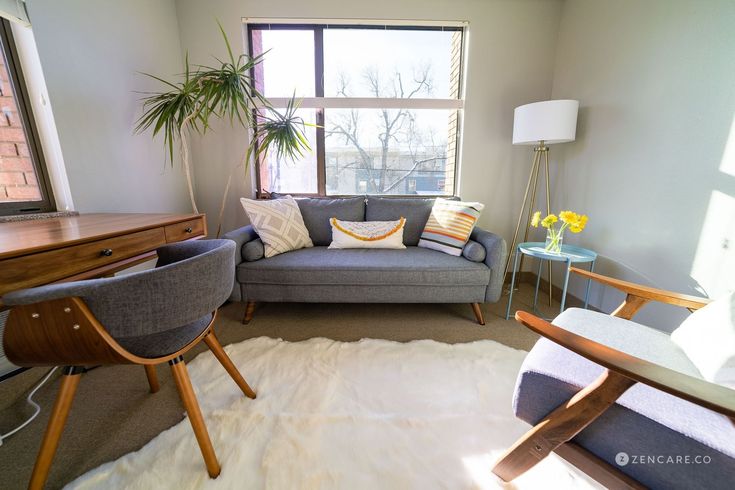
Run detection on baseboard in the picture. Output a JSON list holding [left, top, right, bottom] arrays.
[[505, 271, 603, 313]]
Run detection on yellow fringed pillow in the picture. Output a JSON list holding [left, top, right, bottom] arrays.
[[328, 218, 406, 249]]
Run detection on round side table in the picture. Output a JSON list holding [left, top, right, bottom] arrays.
[[505, 242, 597, 320]]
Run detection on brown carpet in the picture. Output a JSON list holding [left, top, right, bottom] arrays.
[[0, 285, 556, 489]]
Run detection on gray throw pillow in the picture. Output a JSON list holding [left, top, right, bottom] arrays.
[[462, 240, 486, 263], [365, 197, 435, 246], [365, 196, 460, 246], [242, 238, 265, 262], [272, 193, 366, 246]]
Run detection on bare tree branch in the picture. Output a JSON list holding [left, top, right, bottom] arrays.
[[327, 65, 444, 194], [382, 156, 444, 193]]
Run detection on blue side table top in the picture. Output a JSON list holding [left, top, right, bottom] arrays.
[[517, 242, 597, 263]]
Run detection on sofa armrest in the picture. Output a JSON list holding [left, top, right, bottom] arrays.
[[222, 225, 259, 301], [471, 227, 508, 303]]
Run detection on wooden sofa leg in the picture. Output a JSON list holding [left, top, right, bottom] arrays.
[[471, 303, 485, 325], [242, 302, 256, 324], [492, 369, 635, 482]]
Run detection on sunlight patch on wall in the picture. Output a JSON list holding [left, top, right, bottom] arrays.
[[720, 114, 735, 177], [690, 190, 735, 297]]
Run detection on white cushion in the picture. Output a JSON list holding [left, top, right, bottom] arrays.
[[240, 196, 313, 258], [671, 291, 735, 387], [553, 308, 702, 378], [328, 218, 406, 250]]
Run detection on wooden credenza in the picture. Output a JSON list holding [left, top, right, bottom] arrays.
[[0, 213, 207, 300]]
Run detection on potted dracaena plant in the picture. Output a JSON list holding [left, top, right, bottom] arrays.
[[135, 22, 310, 236]]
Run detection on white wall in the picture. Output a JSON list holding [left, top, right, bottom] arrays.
[[550, 0, 735, 329], [23, 0, 190, 213], [173, 0, 563, 236]]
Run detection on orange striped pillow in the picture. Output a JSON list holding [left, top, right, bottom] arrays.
[[418, 198, 485, 256]]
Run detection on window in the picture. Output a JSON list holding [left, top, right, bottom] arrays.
[[0, 19, 54, 215], [247, 22, 465, 197]]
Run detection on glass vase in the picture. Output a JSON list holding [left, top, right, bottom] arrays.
[[545, 229, 563, 254]]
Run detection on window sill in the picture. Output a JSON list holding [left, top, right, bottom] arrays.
[[0, 210, 78, 223], [262, 191, 456, 200]]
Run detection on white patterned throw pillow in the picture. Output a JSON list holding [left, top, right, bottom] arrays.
[[240, 196, 313, 257], [329, 218, 406, 249]]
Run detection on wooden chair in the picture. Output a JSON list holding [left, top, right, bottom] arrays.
[[2, 239, 256, 490], [493, 267, 735, 489]]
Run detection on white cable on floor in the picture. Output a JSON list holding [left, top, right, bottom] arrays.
[[0, 366, 58, 446]]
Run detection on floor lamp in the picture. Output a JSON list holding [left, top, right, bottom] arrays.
[[505, 99, 579, 304]]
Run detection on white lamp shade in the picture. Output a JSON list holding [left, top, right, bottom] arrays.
[[512, 99, 579, 145]]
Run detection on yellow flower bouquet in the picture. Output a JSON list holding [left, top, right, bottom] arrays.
[[531, 210, 588, 253]]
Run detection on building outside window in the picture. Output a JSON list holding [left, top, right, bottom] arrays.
[[0, 19, 54, 215], [247, 21, 465, 197]]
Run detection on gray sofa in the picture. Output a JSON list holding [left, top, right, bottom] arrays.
[[223, 196, 507, 324]]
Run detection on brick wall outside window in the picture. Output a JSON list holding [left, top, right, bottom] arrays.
[[0, 51, 40, 203]]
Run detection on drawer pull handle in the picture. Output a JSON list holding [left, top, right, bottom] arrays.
[[100, 248, 113, 257], [184, 227, 193, 233]]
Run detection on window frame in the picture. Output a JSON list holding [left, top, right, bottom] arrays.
[[245, 21, 466, 198], [0, 19, 55, 216]]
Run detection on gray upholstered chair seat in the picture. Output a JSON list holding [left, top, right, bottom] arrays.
[[116, 313, 213, 358], [236, 246, 491, 286], [2, 240, 257, 485], [513, 308, 735, 489]]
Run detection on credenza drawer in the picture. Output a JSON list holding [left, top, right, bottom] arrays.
[[0, 227, 166, 293], [164, 217, 205, 243]]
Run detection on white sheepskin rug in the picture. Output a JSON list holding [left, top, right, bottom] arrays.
[[67, 337, 597, 489]]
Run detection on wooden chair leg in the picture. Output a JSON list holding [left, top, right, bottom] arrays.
[[169, 356, 221, 478], [29, 366, 83, 490], [203, 330, 257, 399], [144, 364, 160, 393], [492, 369, 635, 482], [242, 301, 256, 324], [471, 303, 485, 325]]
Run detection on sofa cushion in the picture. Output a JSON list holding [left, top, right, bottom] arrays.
[[513, 309, 735, 489], [365, 197, 436, 246], [671, 291, 735, 387], [273, 194, 366, 246], [237, 246, 490, 286]]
